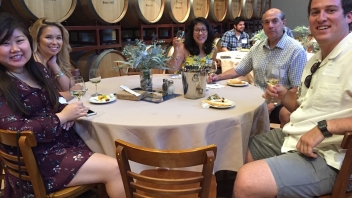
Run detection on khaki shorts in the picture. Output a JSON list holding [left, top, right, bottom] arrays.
[[249, 129, 337, 197]]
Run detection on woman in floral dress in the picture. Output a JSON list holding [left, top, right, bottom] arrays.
[[0, 13, 125, 198], [168, 17, 218, 73]]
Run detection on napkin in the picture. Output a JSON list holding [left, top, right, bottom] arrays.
[[206, 84, 225, 89], [201, 101, 210, 109]]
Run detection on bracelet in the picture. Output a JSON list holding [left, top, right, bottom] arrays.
[[55, 70, 64, 79]]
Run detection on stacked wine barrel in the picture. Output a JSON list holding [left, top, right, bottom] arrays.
[[1, 0, 268, 31], [0, 0, 269, 79]]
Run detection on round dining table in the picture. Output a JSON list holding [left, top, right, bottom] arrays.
[[73, 74, 270, 173]]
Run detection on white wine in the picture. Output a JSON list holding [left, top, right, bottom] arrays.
[[90, 79, 101, 84], [70, 90, 86, 98], [177, 38, 185, 43], [266, 78, 280, 86]]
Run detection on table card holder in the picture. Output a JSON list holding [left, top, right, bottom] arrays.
[[116, 90, 148, 101]]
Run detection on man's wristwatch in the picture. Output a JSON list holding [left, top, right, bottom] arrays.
[[317, 120, 332, 138]]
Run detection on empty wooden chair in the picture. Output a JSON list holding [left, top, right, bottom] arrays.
[[115, 139, 217, 198], [317, 132, 352, 198], [0, 129, 107, 198]]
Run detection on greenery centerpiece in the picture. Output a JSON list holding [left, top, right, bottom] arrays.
[[115, 39, 170, 91], [292, 25, 320, 53], [250, 29, 266, 43]]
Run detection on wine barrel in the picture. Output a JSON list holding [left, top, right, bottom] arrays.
[[253, 0, 265, 19], [241, 0, 254, 20], [187, 0, 210, 23], [159, 0, 191, 24], [2, 0, 76, 22], [226, 0, 242, 21], [71, 50, 126, 81], [261, 0, 270, 15], [121, 0, 166, 28], [208, 0, 228, 23], [66, 0, 128, 25]]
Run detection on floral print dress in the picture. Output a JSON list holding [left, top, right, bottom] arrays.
[[180, 44, 215, 67], [0, 65, 93, 197]]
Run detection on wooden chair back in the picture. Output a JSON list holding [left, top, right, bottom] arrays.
[[318, 132, 352, 198], [115, 139, 217, 198], [0, 129, 103, 198]]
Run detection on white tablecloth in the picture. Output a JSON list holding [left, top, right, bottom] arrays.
[[73, 74, 270, 173]]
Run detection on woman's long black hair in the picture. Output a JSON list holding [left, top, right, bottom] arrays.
[[184, 17, 215, 55], [0, 13, 59, 115]]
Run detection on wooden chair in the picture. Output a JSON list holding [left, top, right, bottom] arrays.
[[115, 139, 217, 198], [0, 159, 4, 190], [0, 129, 107, 198], [317, 132, 352, 198]]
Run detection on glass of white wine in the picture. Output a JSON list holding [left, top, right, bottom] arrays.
[[69, 76, 86, 101], [208, 60, 217, 84], [89, 68, 101, 97], [265, 67, 283, 102], [176, 30, 185, 43], [236, 42, 242, 51]]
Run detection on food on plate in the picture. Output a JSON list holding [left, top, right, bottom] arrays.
[[203, 99, 233, 107], [229, 79, 245, 84], [97, 94, 114, 102]]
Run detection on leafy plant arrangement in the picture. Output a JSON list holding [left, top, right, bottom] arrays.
[[115, 39, 170, 72], [292, 25, 310, 38], [250, 29, 266, 42], [292, 25, 319, 53], [114, 39, 170, 91]]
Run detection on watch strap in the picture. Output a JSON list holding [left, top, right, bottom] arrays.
[[317, 120, 332, 138]]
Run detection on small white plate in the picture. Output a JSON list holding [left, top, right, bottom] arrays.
[[227, 81, 249, 87], [89, 96, 116, 104], [240, 49, 250, 52], [202, 99, 235, 109]]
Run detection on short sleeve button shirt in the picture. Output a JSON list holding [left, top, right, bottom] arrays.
[[235, 33, 307, 91]]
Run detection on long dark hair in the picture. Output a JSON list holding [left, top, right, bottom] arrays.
[[185, 17, 214, 55], [0, 13, 59, 115]]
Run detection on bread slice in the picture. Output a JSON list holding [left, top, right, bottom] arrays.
[[202, 99, 233, 107], [229, 79, 245, 84]]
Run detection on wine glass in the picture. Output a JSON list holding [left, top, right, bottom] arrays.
[[236, 42, 242, 51], [69, 76, 86, 101], [176, 30, 185, 43], [208, 60, 217, 84], [89, 68, 101, 97], [264, 67, 283, 102]]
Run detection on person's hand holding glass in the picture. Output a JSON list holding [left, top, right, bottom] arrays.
[[171, 30, 185, 72], [176, 30, 185, 43], [264, 67, 284, 102], [89, 68, 101, 97], [69, 76, 86, 101], [208, 60, 217, 84]]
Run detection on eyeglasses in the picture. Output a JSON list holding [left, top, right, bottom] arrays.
[[304, 62, 321, 88], [194, 29, 208, 34]]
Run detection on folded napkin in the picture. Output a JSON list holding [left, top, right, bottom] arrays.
[[201, 101, 210, 109], [206, 84, 225, 89]]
